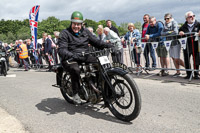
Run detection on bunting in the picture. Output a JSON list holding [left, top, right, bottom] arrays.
[[178, 37, 187, 50], [140, 42, 146, 52], [151, 42, 159, 50], [164, 40, 172, 51]]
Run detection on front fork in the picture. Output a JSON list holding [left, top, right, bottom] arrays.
[[101, 70, 125, 100]]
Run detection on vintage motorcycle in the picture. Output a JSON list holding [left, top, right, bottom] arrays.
[[0, 49, 8, 76], [53, 49, 141, 122]]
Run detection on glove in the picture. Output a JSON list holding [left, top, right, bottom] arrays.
[[107, 43, 114, 48], [71, 53, 85, 61]]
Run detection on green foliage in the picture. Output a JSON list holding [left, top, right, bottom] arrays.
[[7, 32, 15, 43], [98, 20, 107, 27], [84, 19, 98, 31], [118, 23, 128, 36], [0, 16, 143, 43], [16, 26, 31, 40], [134, 21, 142, 32]]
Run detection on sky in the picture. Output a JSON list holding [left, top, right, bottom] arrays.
[[0, 0, 200, 25]]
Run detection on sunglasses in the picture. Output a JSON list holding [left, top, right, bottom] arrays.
[[188, 15, 195, 19], [164, 18, 170, 20]]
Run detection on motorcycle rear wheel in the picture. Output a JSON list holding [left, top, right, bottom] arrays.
[[60, 73, 74, 104], [4, 62, 7, 76]]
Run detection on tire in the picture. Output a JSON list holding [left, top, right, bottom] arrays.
[[105, 73, 141, 122], [3, 62, 7, 76], [60, 73, 74, 104]]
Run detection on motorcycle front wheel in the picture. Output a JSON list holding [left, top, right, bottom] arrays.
[[2, 61, 7, 76], [105, 72, 141, 122]]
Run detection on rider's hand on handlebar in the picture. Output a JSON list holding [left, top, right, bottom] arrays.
[[71, 53, 85, 61]]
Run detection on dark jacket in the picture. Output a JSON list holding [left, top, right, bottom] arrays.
[[43, 38, 52, 54], [58, 27, 112, 61], [146, 22, 164, 42], [179, 20, 200, 53], [110, 26, 119, 37], [53, 38, 59, 45]]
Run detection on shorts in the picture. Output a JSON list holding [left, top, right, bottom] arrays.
[[169, 44, 181, 59], [156, 44, 168, 58]]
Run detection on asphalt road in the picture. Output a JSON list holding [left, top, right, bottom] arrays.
[[0, 68, 200, 133]]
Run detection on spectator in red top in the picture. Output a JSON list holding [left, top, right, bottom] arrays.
[[142, 14, 150, 42], [142, 14, 155, 69]]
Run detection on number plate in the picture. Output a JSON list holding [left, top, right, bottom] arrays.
[[98, 56, 110, 65]]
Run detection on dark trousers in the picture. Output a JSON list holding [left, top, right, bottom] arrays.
[[131, 49, 141, 65], [52, 48, 58, 65], [143, 43, 156, 67], [45, 54, 53, 69], [62, 56, 97, 94], [22, 58, 29, 70], [183, 50, 199, 77], [111, 48, 123, 64], [38, 52, 43, 65]]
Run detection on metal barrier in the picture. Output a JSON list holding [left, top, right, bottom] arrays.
[[122, 32, 200, 81]]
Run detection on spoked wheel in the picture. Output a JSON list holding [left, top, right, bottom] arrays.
[[105, 73, 141, 122], [3, 62, 7, 76], [60, 73, 74, 104]]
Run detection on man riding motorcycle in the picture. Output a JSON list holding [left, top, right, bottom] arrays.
[[58, 11, 113, 104]]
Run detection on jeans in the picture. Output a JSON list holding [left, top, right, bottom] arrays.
[[22, 58, 30, 70], [183, 50, 199, 77], [52, 48, 58, 65], [143, 43, 156, 67]]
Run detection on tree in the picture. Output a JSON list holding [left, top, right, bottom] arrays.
[[0, 34, 7, 42], [84, 19, 98, 31], [1, 16, 134, 42], [38, 16, 60, 38], [98, 20, 107, 27], [7, 32, 16, 43], [134, 21, 142, 32], [16, 26, 31, 40]]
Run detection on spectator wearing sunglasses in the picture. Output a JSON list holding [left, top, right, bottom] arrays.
[[179, 11, 200, 79], [161, 13, 185, 77]]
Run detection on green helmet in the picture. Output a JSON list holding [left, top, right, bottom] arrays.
[[71, 11, 83, 23]]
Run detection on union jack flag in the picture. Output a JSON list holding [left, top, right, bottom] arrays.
[[29, 5, 40, 49]]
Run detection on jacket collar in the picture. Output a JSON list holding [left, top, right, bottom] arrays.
[[183, 20, 198, 27], [68, 26, 84, 36]]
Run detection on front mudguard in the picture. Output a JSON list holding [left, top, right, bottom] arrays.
[[106, 67, 128, 77], [102, 67, 128, 101]]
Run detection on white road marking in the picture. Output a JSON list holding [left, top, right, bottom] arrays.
[[6, 74, 16, 78]]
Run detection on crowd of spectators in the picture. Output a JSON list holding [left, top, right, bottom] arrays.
[[1, 11, 200, 79]]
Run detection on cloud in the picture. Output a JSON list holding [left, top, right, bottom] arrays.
[[0, 0, 199, 25]]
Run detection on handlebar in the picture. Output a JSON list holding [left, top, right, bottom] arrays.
[[82, 48, 113, 56], [66, 48, 113, 63]]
